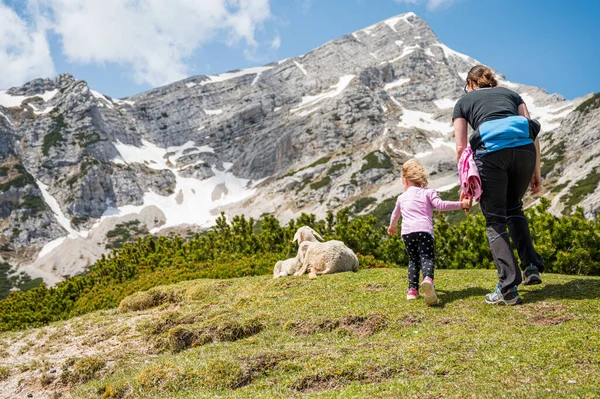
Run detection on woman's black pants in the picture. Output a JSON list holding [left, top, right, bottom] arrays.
[[475, 143, 545, 295]]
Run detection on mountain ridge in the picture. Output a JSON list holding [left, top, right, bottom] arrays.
[[0, 12, 596, 287]]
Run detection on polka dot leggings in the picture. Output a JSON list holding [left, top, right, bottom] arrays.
[[402, 232, 435, 289]]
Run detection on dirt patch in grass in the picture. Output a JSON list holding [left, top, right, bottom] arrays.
[[291, 374, 344, 393], [434, 316, 467, 326], [399, 314, 422, 326], [518, 302, 573, 326], [527, 314, 572, 327], [291, 365, 402, 393], [289, 319, 340, 335], [288, 314, 387, 337], [359, 282, 389, 292], [339, 314, 387, 337]]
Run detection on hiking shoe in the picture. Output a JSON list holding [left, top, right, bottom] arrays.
[[485, 284, 523, 306], [523, 265, 542, 286], [421, 277, 439, 306], [407, 288, 419, 301]]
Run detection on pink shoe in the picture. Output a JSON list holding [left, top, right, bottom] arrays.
[[421, 277, 439, 306], [406, 288, 419, 301]]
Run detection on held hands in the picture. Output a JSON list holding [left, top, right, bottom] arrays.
[[459, 192, 473, 212], [387, 225, 397, 236]]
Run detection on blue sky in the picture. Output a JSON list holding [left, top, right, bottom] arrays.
[[1, 0, 599, 100]]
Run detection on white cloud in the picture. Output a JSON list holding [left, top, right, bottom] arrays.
[[27, 0, 272, 87], [395, 0, 456, 11], [271, 34, 281, 50], [0, 2, 55, 89]]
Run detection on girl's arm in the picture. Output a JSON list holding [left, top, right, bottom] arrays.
[[454, 118, 469, 164], [387, 198, 401, 235], [518, 103, 542, 194], [428, 190, 467, 211]]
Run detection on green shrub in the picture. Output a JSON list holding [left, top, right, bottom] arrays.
[[369, 197, 397, 228], [352, 197, 376, 214], [361, 151, 392, 172], [1, 200, 600, 333]]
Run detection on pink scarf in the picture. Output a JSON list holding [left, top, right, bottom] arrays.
[[458, 147, 482, 201]]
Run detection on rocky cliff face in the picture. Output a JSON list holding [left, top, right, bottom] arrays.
[[0, 12, 593, 284]]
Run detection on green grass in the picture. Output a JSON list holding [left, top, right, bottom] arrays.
[[574, 92, 600, 114], [18, 195, 46, 214], [327, 163, 346, 175], [0, 164, 37, 192], [42, 114, 66, 156], [5, 269, 594, 399], [551, 180, 571, 194], [310, 176, 331, 190], [540, 141, 566, 178], [281, 157, 331, 179], [360, 151, 392, 173], [562, 170, 600, 215], [351, 197, 376, 214]]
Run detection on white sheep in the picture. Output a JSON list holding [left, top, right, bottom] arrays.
[[292, 226, 324, 245], [273, 226, 325, 279], [273, 242, 311, 278], [293, 240, 359, 279]]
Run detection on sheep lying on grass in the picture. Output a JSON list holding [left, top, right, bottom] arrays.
[[273, 226, 324, 278], [273, 242, 310, 278], [294, 240, 358, 280]]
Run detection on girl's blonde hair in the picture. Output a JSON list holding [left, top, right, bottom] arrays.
[[401, 159, 428, 187]]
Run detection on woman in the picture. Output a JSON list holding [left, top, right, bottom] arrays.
[[453, 65, 544, 305]]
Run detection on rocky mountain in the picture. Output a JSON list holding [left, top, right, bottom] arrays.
[[0, 12, 595, 286]]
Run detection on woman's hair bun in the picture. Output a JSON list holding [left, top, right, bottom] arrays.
[[468, 65, 498, 88]]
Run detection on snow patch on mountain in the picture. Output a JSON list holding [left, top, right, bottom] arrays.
[[0, 89, 58, 108], [384, 78, 410, 91], [110, 140, 257, 231], [398, 109, 453, 133], [290, 75, 355, 116], [200, 66, 273, 86], [433, 99, 457, 109]]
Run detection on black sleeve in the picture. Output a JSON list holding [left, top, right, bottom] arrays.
[[452, 98, 466, 122], [511, 90, 525, 106]]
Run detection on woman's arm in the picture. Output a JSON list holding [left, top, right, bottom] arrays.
[[454, 118, 468, 164], [518, 103, 542, 194]]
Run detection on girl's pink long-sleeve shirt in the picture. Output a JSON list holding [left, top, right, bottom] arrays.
[[389, 186, 462, 236]]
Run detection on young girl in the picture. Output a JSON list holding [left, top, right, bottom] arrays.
[[387, 159, 471, 305]]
